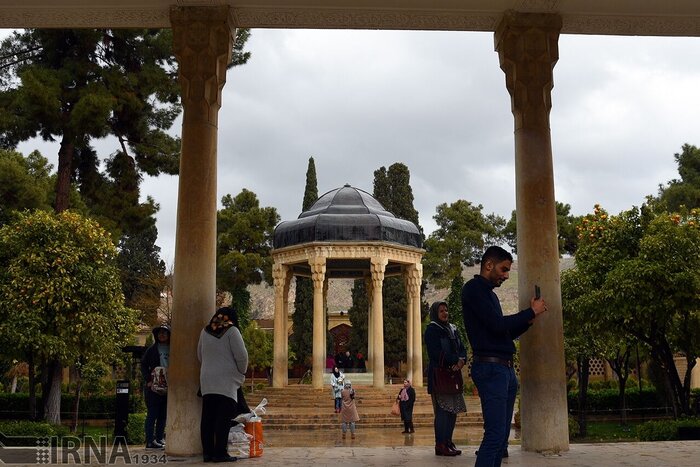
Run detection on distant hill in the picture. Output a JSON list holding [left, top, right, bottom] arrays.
[[249, 258, 575, 320]]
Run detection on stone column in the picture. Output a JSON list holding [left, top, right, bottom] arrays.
[[409, 263, 424, 387], [323, 278, 329, 361], [365, 275, 374, 372], [371, 257, 388, 387], [404, 269, 414, 383], [167, 5, 233, 456], [272, 262, 290, 388], [311, 256, 327, 388], [495, 10, 568, 453]]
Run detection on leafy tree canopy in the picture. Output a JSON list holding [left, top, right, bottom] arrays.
[[564, 202, 700, 417], [0, 209, 138, 368], [657, 143, 700, 211], [0, 148, 53, 224], [503, 201, 581, 256], [423, 199, 505, 289]]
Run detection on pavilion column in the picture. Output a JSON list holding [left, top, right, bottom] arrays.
[[365, 275, 374, 372], [272, 262, 290, 388], [409, 264, 424, 387], [495, 10, 569, 453], [311, 256, 327, 388], [371, 256, 388, 387], [167, 5, 233, 456], [404, 269, 414, 383], [323, 278, 329, 361]]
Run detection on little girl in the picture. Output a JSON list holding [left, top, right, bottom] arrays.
[[340, 380, 360, 439]]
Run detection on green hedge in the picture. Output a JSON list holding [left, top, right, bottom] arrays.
[[567, 388, 664, 413], [0, 420, 70, 445], [126, 413, 146, 445], [636, 418, 700, 441], [0, 393, 145, 420]]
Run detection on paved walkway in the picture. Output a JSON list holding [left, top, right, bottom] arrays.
[[159, 441, 700, 466]]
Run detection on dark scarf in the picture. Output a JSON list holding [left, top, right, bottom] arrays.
[[205, 306, 238, 338], [429, 300, 456, 340]]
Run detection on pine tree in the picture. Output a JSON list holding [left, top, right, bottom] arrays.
[[291, 157, 318, 368]]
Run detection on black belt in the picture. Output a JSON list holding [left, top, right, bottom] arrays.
[[472, 356, 513, 367]]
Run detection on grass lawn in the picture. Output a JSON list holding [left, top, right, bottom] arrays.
[[572, 421, 640, 443]]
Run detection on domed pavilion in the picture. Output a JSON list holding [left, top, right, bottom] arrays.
[[271, 184, 425, 389]]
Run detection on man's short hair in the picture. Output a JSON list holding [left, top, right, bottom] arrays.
[[480, 246, 513, 267]]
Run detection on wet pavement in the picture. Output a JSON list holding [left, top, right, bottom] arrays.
[[6, 425, 699, 466], [164, 440, 700, 466]]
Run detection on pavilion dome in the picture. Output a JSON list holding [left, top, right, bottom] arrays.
[[273, 184, 423, 249]]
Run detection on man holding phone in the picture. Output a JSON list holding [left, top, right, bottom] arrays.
[[462, 246, 547, 466]]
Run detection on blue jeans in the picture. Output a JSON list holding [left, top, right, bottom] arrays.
[[471, 362, 517, 467], [430, 394, 457, 445], [335, 397, 342, 411], [144, 390, 167, 445]]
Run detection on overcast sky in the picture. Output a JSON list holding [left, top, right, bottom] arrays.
[[11, 29, 700, 266]]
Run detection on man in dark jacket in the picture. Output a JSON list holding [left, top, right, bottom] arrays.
[[462, 246, 546, 466], [141, 324, 170, 449]]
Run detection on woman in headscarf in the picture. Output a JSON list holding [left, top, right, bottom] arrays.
[[197, 306, 248, 463], [330, 366, 344, 413], [396, 379, 416, 434], [340, 380, 360, 440], [424, 300, 467, 456]]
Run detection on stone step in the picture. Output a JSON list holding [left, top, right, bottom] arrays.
[[246, 384, 487, 431]]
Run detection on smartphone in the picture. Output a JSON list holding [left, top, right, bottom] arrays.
[[535, 285, 541, 300]]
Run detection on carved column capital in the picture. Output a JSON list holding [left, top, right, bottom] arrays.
[[405, 263, 423, 295], [370, 257, 388, 289], [495, 10, 562, 130], [170, 5, 234, 125], [310, 256, 326, 289], [272, 263, 289, 299]]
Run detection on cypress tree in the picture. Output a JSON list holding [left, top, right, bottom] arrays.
[[291, 157, 318, 368], [349, 163, 424, 371]]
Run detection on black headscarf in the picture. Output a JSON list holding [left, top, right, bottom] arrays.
[[429, 300, 456, 339], [205, 306, 239, 338]]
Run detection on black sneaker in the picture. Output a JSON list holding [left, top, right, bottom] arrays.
[[146, 441, 164, 449]]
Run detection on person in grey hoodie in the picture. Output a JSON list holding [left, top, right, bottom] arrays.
[[198, 307, 248, 463], [141, 324, 170, 449]]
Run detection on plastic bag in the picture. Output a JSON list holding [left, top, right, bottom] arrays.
[[244, 416, 263, 458], [228, 424, 252, 458], [233, 397, 268, 424]]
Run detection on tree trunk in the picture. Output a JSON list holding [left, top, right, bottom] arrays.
[[577, 356, 590, 437], [10, 375, 17, 393], [44, 360, 62, 424], [653, 339, 690, 417], [71, 372, 82, 433], [54, 134, 75, 212], [28, 352, 36, 420]]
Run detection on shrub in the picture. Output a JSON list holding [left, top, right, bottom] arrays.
[[0, 392, 146, 420], [0, 420, 70, 445], [126, 413, 146, 445], [637, 420, 680, 441], [568, 415, 580, 439], [636, 418, 700, 441], [567, 388, 662, 413]]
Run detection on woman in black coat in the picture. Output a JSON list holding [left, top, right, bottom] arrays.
[[425, 300, 467, 456], [396, 379, 416, 433]]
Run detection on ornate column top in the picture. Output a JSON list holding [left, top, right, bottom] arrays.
[[495, 10, 562, 130], [170, 5, 234, 126]]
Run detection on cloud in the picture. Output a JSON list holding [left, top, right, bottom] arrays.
[[9, 28, 700, 265]]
